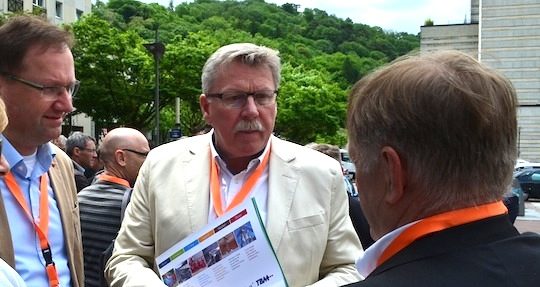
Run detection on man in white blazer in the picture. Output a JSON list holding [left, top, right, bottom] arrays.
[[106, 43, 362, 287]]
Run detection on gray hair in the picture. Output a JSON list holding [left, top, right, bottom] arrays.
[[347, 50, 517, 212], [66, 132, 95, 156], [201, 43, 281, 94]]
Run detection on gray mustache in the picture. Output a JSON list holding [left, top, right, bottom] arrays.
[[234, 120, 263, 132]]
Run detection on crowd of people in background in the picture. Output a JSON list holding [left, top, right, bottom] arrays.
[[0, 14, 539, 287]]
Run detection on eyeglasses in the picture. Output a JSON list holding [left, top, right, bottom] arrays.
[[121, 148, 149, 157], [206, 90, 278, 109], [79, 147, 97, 153], [1, 72, 80, 100]]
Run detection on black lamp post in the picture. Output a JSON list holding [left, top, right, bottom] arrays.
[[144, 27, 165, 146]]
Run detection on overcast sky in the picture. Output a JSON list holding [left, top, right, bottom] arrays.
[[138, 0, 471, 34]]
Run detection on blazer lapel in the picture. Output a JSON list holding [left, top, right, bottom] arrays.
[[48, 150, 83, 287], [265, 136, 299, 251], [184, 136, 211, 231], [0, 188, 15, 266]]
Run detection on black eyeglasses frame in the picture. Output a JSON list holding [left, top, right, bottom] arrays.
[[121, 148, 149, 157], [0, 72, 80, 99]]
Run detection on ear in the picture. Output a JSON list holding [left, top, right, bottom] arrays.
[[200, 94, 211, 123], [115, 150, 128, 167], [73, 147, 82, 157], [380, 146, 407, 205]]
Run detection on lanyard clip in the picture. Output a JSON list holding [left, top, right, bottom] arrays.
[[42, 245, 54, 266]]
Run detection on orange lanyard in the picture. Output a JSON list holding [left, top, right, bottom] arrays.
[[99, 173, 130, 188], [210, 147, 271, 217], [4, 172, 60, 287], [377, 201, 507, 268]]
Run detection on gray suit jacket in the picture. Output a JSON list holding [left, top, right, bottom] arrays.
[[106, 134, 362, 287], [0, 144, 84, 287]]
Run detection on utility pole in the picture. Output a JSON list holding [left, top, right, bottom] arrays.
[[144, 26, 165, 146]]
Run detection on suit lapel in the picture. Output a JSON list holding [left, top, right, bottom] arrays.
[[0, 187, 15, 266], [184, 136, 211, 231], [48, 150, 83, 287], [265, 137, 299, 251]]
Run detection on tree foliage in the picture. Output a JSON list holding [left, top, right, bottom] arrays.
[[67, 0, 419, 145]]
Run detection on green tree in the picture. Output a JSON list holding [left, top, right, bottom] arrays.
[[71, 15, 155, 133], [68, 0, 420, 143], [159, 31, 221, 136], [276, 63, 346, 144]]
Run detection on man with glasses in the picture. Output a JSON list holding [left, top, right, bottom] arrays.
[[78, 127, 150, 287], [106, 43, 362, 286], [66, 132, 98, 192], [0, 15, 84, 287]]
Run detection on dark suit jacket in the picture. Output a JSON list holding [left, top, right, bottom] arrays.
[[345, 215, 540, 287], [348, 196, 375, 249]]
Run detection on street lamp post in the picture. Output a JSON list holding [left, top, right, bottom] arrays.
[[144, 28, 165, 146]]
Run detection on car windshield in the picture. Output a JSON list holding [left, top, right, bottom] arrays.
[[341, 151, 352, 162]]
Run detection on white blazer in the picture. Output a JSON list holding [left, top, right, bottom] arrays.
[[106, 134, 363, 287]]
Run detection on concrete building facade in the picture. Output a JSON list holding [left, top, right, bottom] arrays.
[[420, 0, 540, 161], [0, 0, 91, 24]]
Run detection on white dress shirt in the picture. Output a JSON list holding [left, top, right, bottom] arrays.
[[208, 137, 271, 225], [356, 221, 417, 278]]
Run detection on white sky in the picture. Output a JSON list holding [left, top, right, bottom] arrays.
[[138, 0, 471, 34]]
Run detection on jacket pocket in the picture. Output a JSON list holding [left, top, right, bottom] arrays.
[[286, 212, 325, 231]]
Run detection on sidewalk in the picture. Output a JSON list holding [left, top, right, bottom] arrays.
[[514, 201, 540, 234]]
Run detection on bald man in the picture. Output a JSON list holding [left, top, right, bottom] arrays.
[[77, 128, 150, 287]]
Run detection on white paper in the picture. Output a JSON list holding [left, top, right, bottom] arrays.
[[156, 198, 288, 287]]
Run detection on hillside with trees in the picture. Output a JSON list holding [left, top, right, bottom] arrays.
[[69, 0, 419, 145]]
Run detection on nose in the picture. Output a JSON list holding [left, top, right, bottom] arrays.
[[0, 156, 10, 177], [241, 96, 259, 118], [53, 90, 74, 113]]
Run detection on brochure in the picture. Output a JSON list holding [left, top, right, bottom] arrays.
[[156, 198, 288, 287]]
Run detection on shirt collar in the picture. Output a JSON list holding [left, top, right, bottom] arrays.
[[209, 130, 272, 175], [0, 134, 56, 178], [355, 221, 417, 279]]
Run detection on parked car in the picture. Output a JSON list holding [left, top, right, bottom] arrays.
[[514, 159, 540, 172], [513, 168, 540, 200], [340, 149, 356, 181], [344, 176, 358, 197], [504, 178, 522, 223]]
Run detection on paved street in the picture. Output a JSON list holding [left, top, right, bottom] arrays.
[[514, 200, 540, 234]]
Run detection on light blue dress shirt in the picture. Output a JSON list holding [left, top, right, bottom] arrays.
[[0, 135, 72, 287], [0, 258, 26, 287]]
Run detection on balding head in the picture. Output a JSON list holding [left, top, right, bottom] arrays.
[[99, 128, 150, 186]]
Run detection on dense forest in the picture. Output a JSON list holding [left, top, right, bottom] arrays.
[[40, 0, 422, 145]]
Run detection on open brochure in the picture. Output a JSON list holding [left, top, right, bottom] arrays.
[[156, 198, 288, 287]]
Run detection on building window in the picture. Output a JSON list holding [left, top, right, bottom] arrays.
[[32, 0, 46, 15], [8, 0, 24, 12], [76, 9, 84, 20], [55, 1, 63, 19]]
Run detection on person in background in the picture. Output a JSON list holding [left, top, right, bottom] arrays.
[[66, 131, 97, 192], [106, 43, 362, 287], [51, 134, 67, 151], [79, 127, 150, 287], [345, 50, 540, 286], [308, 143, 375, 249], [85, 151, 103, 180], [0, 15, 83, 287], [0, 99, 26, 287]]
